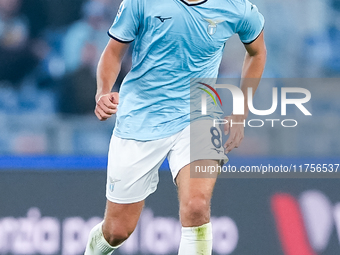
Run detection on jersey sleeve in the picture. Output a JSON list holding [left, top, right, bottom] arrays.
[[237, 0, 265, 44], [108, 0, 141, 43]]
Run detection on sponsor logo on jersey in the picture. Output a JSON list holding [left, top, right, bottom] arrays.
[[204, 18, 226, 35], [155, 16, 172, 23]]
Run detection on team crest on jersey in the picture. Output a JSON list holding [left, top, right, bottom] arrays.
[[204, 18, 225, 35]]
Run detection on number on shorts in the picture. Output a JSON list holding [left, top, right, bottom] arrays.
[[210, 127, 221, 148]]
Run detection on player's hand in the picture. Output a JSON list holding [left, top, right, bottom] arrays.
[[224, 115, 245, 154], [94, 92, 119, 121]]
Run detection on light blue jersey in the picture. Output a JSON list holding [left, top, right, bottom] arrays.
[[109, 0, 264, 141]]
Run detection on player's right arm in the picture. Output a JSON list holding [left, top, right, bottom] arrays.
[[95, 39, 129, 121]]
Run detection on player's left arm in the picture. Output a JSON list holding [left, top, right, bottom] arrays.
[[224, 31, 267, 153]]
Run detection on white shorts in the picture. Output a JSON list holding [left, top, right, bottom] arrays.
[[106, 119, 228, 204]]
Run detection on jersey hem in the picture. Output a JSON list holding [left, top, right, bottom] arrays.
[[113, 123, 189, 141], [107, 31, 134, 44], [242, 26, 264, 45]]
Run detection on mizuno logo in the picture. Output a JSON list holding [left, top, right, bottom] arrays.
[[155, 16, 172, 22], [212, 148, 224, 154]]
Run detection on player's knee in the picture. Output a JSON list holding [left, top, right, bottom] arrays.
[[181, 196, 210, 223], [103, 225, 132, 247]]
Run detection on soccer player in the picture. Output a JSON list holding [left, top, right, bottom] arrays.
[[85, 0, 266, 254]]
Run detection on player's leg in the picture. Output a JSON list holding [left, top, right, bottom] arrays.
[[85, 200, 144, 255], [85, 134, 173, 255], [167, 119, 227, 255], [176, 160, 218, 255], [103, 200, 144, 246]]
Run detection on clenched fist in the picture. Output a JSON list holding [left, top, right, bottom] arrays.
[[94, 92, 119, 121]]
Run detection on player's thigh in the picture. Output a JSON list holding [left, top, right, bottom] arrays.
[[103, 200, 144, 237], [168, 119, 228, 182], [176, 159, 218, 201]]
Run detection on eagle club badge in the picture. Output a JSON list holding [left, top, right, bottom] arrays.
[[204, 18, 225, 35], [109, 177, 121, 192]]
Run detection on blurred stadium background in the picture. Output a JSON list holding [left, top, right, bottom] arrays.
[[0, 0, 340, 254]]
